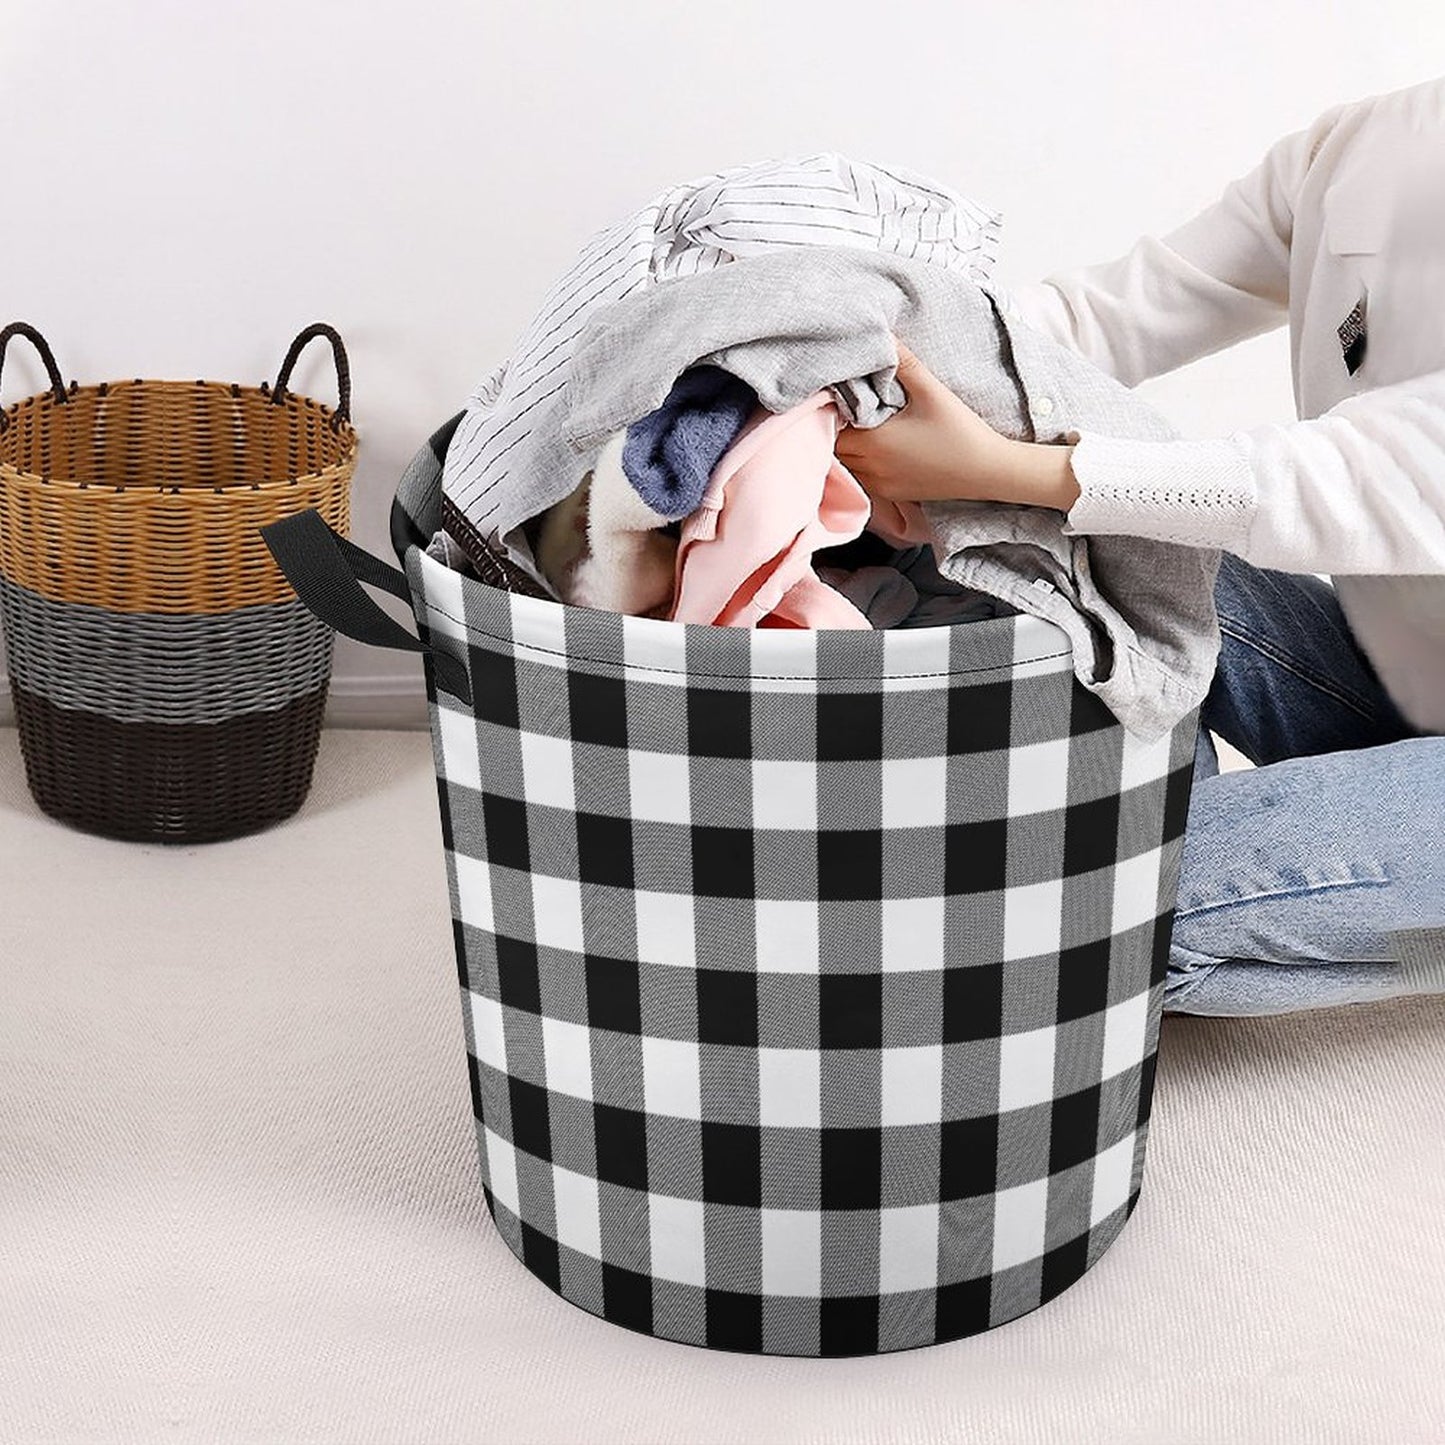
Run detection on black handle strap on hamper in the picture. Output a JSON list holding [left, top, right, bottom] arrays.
[[0, 322, 68, 431], [260, 509, 472, 707], [269, 322, 351, 429]]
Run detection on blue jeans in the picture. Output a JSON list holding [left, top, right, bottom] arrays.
[[1165, 552, 1445, 1016]]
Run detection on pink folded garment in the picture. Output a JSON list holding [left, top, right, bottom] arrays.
[[667, 392, 876, 629]]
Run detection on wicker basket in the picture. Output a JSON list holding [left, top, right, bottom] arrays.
[[0, 321, 356, 842]]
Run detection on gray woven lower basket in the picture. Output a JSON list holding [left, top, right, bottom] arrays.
[[1, 578, 335, 723]]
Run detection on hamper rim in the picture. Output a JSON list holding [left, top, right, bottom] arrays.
[[0, 379, 358, 492], [409, 540, 1077, 681]]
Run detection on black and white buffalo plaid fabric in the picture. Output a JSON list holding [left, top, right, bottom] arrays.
[[404, 528, 1197, 1357]]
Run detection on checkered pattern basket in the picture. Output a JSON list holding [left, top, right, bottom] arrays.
[[264, 418, 1199, 1357], [0, 322, 355, 842]]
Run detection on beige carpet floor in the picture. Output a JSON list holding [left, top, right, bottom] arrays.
[[1, 728, 1442, 1445]]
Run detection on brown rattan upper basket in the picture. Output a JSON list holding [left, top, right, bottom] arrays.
[[0, 321, 355, 613]]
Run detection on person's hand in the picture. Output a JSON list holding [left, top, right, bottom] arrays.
[[835, 339, 1081, 512], [834, 341, 1013, 503]]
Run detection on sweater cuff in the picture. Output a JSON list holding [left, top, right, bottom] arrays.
[[1061, 429, 1258, 552]]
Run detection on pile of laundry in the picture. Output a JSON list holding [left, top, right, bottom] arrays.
[[429, 152, 1222, 740], [438, 359, 1012, 632]]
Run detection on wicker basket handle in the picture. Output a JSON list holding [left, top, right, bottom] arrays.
[[271, 322, 351, 428], [0, 322, 68, 431]]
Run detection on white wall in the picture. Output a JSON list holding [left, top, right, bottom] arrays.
[[1, 1, 1438, 725]]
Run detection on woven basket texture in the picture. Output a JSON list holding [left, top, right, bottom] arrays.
[[0, 376, 353, 612], [0, 322, 355, 842]]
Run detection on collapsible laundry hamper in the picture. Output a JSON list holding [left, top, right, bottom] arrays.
[[0, 321, 356, 843], [265, 418, 1200, 1357]]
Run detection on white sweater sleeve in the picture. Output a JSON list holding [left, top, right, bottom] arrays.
[[1060, 369, 1445, 574], [999, 96, 1445, 575], [1005, 102, 1346, 384]]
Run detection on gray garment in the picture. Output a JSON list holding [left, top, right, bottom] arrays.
[[819, 545, 1016, 630], [443, 246, 1220, 739], [815, 563, 919, 629]]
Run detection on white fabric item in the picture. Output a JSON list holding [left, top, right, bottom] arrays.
[[532, 465, 590, 597], [444, 151, 1001, 537], [547, 433, 677, 618], [3, 728, 1444, 1443], [1000, 75, 1445, 734]]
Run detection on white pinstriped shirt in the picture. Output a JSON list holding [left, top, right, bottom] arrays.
[[442, 152, 1001, 548]]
